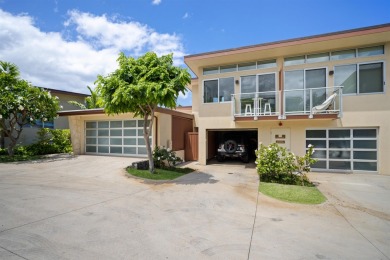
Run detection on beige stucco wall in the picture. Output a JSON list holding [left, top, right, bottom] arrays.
[[191, 40, 390, 175], [196, 110, 389, 174], [157, 113, 172, 149]]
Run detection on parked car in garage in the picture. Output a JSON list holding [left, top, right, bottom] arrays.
[[217, 133, 249, 163]]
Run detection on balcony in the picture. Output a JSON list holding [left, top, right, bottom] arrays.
[[231, 86, 343, 121]]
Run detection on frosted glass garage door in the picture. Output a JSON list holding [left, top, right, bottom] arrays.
[[306, 128, 377, 172], [85, 120, 152, 156]]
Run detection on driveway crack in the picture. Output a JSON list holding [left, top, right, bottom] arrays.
[[0, 245, 30, 260], [332, 204, 390, 260], [247, 182, 260, 260]]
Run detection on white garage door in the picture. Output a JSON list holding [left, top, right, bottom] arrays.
[[85, 120, 152, 156], [306, 128, 377, 172]]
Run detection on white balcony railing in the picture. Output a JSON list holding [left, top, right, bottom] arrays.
[[232, 86, 343, 120]]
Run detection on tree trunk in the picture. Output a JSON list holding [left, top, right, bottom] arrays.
[[0, 119, 5, 149], [0, 129, 4, 149], [7, 139, 16, 156], [144, 109, 155, 173]]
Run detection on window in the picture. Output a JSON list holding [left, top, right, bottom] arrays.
[[306, 128, 377, 171], [238, 62, 256, 71], [307, 53, 329, 63], [331, 49, 356, 60], [359, 63, 384, 93], [220, 65, 237, 73], [203, 77, 234, 103], [284, 56, 305, 66], [284, 68, 326, 113], [241, 75, 256, 93], [257, 60, 277, 69], [240, 73, 277, 113], [202, 60, 277, 75], [358, 46, 384, 57], [335, 62, 384, 94], [203, 67, 219, 75], [26, 119, 54, 129]]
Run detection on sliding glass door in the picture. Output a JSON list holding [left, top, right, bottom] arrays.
[[285, 68, 327, 113]]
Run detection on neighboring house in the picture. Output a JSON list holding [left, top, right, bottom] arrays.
[[184, 23, 390, 175], [58, 107, 194, 161], [5, 87, 89, 146]]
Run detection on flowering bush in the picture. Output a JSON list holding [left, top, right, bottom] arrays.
[[153, 146, 182, 168], [255, 143, 317, 186]]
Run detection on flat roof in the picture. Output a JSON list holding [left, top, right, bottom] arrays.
[[42, 87, 90, 97], [185, 23, 390, 60], [58, 107, 194, 119]]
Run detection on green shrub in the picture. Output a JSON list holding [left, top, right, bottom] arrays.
[[14, 145, 34, 156], [0, 148, 7, 155], [27, 128, 72, 155], [153, 146, 182, 168], [255, 143, 316, 186]]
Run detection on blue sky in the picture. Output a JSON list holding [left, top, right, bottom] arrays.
[[1, 0, 389, 106]]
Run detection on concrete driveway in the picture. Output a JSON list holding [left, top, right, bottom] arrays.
[[0, 156, 389, 259]]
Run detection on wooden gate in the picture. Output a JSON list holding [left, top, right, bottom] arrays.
[[185, 132, 198, 161]]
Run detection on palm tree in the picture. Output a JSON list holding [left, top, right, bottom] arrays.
[[68, 86, 103, 109]]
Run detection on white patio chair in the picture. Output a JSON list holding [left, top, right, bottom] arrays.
[[312, 93, 338, 114]]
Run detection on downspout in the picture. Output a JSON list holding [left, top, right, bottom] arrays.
[[154, 115, 158, 147]]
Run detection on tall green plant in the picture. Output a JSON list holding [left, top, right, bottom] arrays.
[[0, 61, 60, 156], [96, 52, 191, 173], [68, 86, 103, 109]]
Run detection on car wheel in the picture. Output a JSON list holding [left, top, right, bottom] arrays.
[[224, 140, 237, 154]]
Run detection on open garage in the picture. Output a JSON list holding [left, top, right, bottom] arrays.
[[206, 129, 258, 164]]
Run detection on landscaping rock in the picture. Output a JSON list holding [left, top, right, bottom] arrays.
[[131, 160, 149, 170]]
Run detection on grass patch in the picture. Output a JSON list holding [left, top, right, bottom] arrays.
[[127, 167, 194, 180], [0, 154, 43, 163], [259, 182, 326, 204]]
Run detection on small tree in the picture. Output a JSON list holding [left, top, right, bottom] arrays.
[[0, 61, 60, 156], [96, 52, 191, 173], [68, 86, 103, 109]]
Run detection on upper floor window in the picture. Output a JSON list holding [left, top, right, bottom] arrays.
[[220, 65, 237, 73], [238, 62, 256, 71], [331, 49, 356, 60], [203, 77, 234, 103], [307, 53, 329, 63], [284, 56, 305, 66], [334, 62, 384, 94], [257, 60, 277, 69], [202, 59, 277, 75], [203, 67, 219, 75], [285, 45, 385, 65], [358, 46, 384, 57]]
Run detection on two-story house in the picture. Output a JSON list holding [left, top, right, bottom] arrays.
[[184, 23, 390, 174]]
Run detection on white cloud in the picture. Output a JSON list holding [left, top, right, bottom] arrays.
[[0, 9, 186, 95], [152, 0, 161, 5], [182, 12, 189, 19]]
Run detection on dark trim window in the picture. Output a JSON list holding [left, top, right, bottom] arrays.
[[335, 62, 384, 94], [203, 77, 234, 103]]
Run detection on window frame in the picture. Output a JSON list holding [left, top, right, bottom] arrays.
[[202, 77, 235, 104], [334, 60, 386, 96], [240, 72, 278, 94], [283, 67, 329, 113]]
